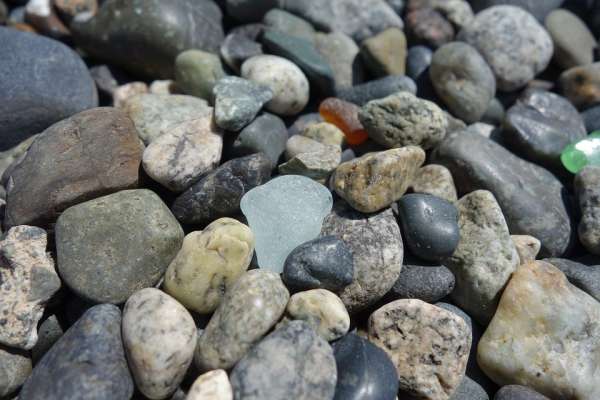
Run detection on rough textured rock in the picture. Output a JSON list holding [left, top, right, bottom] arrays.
[[432, 129, 572, 258], [122, 288, 197, 400], [0, 226, 60, 350], [331, 147, 425, 213], [389, 261, 455, 303], [410, 164, 458, 203], [359, 92, 447, 149], [186, 369, 233, 400], [55, 189, 184, 304], [446, 190, 519, 325], [545, 9, 596, 70], [71, 0, 224, 78], [19, 304, 134, 400], [230, 320, 337, 400], [0, 27, 97, 150], [171, 153, 271, 226], [195, 270, 289, 370], [544, 258, 600, 302], [457, 6, 553, 91], [512, 235, 541, 264], [231, 113, 287, 168], [4, 108, 143, 229], [368, 299, 471, 400], [164, 218, 254, 314], [213, 76, 273, 131], [478, 261, 600, 400], [321, 202, 403, 313], [0, 344, 32, 398], [575, 166, 600, 255]]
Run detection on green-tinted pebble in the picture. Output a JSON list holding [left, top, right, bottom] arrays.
[[561, 131, 600, 173]]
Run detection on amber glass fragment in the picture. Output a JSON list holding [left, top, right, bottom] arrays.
[[319, 98, 369, 146]]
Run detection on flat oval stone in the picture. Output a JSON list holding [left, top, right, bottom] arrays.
[[282, 236, 354, 293], [331, 147, 425, 213], [195, 269, 289, 370], [389, 261, 455, 303], [55, 189, 184, 304], [213, 76, 273, 131], [0, 344, 31, 398], [336, 75, 417, 106], [122, 288, 196, 400], [240, 175, 332, 273], [187, 369, 233, 400], [175, 50, 226, 102], [164, 218, 254, 314], [410, 164, 458, 203], [321, 202, 403, 313], [332, 333, 398, 400], [19, 304, 134, 400], [230, 320, 336, 400], [71, 0, 224, 78], [171, 153, 272, 226], [494, 385, 551, 400], [457, 5, 553, 91], [231, 113, 287, 168], [545, 9, 596, 70], [397, 193, 459, 262]]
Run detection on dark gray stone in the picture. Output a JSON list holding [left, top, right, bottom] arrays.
[[494, 385, 551, 400], [581, 104, 600, 133], [0, 27, 97, 150], [575, 166, 600, 255], [332, 333, 398, 400], [544, 258, 600, 301], [470, 0, 563, 21], [504, 90, 586, 171], [432, 130, 572, 257], [389, 261, 455, 303], [220, 32, 263, 73], [288, 113, 323, 137], [31, 315, 64, 365], [231, 113, 287, 167], [230, 320, 336, 400], [450, 376, 489, 400], [71, 0, 224, 79], [406, 45, 433, 80], [397, 194, 459, 262], [172, 153, 272, 225], [55, 189, 184, 304], [283, 236, 354, 293], [213, 77, 273, 131], [226, 0, 278, 22], [19, 304, 134, 400], [336, 74, 417, 106], [0, 344, 31, 398]]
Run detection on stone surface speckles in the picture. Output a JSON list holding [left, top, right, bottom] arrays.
[[213, 76, 273, 131]]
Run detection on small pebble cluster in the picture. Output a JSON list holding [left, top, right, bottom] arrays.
[[2, 0, 600, 400]]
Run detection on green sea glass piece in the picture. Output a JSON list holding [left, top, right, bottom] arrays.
[[561, 131, 600, 173]]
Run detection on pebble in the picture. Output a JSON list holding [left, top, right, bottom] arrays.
[[389, 260, 455, 303], [314, 31, 362, 90], [279, 140, 341, 181], [321, 202, 403, 313], [164, 218, 254, 314], [240, 175, 332, 273], [175, 50, 226, 102], [575, 166, 600, 254], [446, 190, 519, 325], [195, 269, 289, 370], [482, 97, 505, 125], [283, 135, 330, 160], [122, 94, 212, 144], [0, 344, 31, 398], [71, 0, 224, 78], [410, 0, 474, 29], [336, 75, 417, 106], [410, 164, 458, 203], [263, 9, 315, 42], [230, 320, 337, 400], [360, 27, 407, 77], [457, 5, 553, 91], [450, 376, 489, 400], [122, 288, 197, 400], [470, 0, 562, 21], [319, 98, 369, 145], [231, 113, 287, 168], [213, 76, 273, 131], [561, 131, 600, 173], [0, 27, 97, 150], [430, 41, 496, 123], [143, 114, 223, 192], [302, 122, 346, 147], [281, 0, 403, 42], [112, 82, 148, 108], [186, 370, 233, 400], [332, 333, 398, 400], [503, 90, 586, 171], [171, 153, 271, 226], [0, 226, 61, 350], [478, 261, 600, 399], [511, 235, 541, 264], [407, 45, 433, 80], [494, 385, 550, 400], [582, 104, 600, 133], [433, 129, 572, 257], [359, 92, 447, 149], [241, 55, 310, 116], [544, 258, 600, 301], [559, 62, 600, 108], [55, 189, 184, 304], [31, 315, 63, 364], [289, 113, 324, 136], [368, 299, 471, 400], [19, 304, 134, 400], [0, 135, 36, 187], [286, 289, 350, 341], [220, 32, 263, 74], [406, 8, 455, 48], [545, 9, 596, 70], [331, 147, 426, 213], [282, 236, 354, 293], [397, 194, 460, 262]]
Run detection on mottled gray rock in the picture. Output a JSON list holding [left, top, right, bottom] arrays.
[[213, 77, 273, 131], [336, 75, 417, 106], [449, 376, 489, 400], [389, 261, 455, 303], [546, 9, 596, 70], [315, 31, 363, 90], [457, 6, 553, 91], [19, 304, 134, 400], [195, 270, 289, 370], [122, 288, 197, 399], [410, 164, 458, 203], [432, 129, 572, 257], [231, 113, 287, 168], [0, 226, 60, 350], [470, 0, 563, 21], [0, 345, 31, 398], [359, 92, 447, 149], [494, 385, 551, 400], [544, 258, 600, 301], [31, 315, 63, 364], [321, 202, 403, 313], [430, 41, 496, 123], [279, 141, 341, 180], [56, 189, 184, 304], [575, 166, 600, 255], [171, 153, 271, 226], [263, 8, 315, 41], [174, 50, 226, 101], [230, 320, 336, 400]]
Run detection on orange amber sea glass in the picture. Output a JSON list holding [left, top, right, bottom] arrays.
[[319, 98, 369, 146]]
